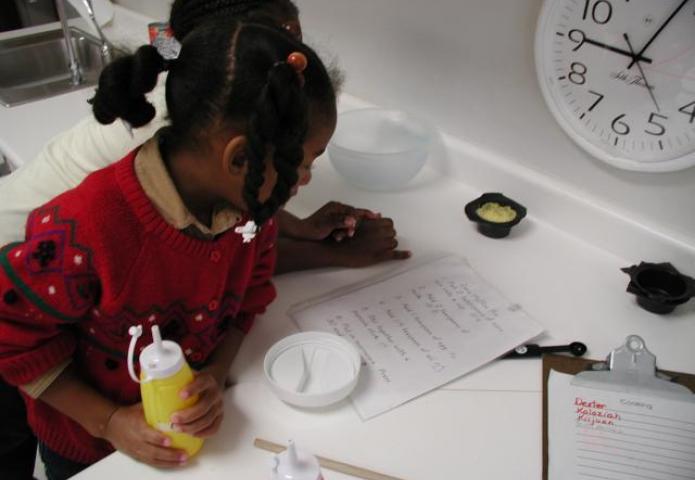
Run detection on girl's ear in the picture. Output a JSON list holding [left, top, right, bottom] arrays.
[[222, 135, 248, 176]]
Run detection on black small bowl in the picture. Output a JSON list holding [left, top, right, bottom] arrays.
[[621, 262, 695, 314], [465, 193, 527, 238]]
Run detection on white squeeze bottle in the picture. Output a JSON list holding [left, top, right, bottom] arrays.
[[127, 325, 204, 456], [272, 441, 324, 480]]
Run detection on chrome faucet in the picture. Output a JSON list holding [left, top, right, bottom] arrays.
[[80, 0, 113, 64], [55, 0, 82, 86]]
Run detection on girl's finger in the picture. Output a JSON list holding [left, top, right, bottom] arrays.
[[142, 444, 189, 466], [324, 201, 348, 212], [179, 374, 215, 399], [320, 212, 353, 231], [390, 250, 412, 260], [192, 414, 224, 438], [142, 427, 172, 448], [378, 218, 395, 228], [181, 408, 222, 436], [351, 208, 379, 219], [172, 392, 220, 425], [176, 400, 223, 435]]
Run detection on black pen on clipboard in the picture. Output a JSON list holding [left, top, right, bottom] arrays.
[[503, 341, 587, 359]]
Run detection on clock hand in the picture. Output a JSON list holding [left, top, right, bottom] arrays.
[[624, 34, 660, 112], [583, 36, 652, 64], [628, 0, 690, 69]]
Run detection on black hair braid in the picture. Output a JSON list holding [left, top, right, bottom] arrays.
[[242, 63, 307, 225], [90, 45, 167, 127], [169, 0, 292, 41], [158, 19, 335, 227]]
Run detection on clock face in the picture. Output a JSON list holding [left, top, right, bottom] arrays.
[[536, 0, 695, 171]]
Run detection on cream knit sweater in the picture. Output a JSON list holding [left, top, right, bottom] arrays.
[[0, 74, 168, 246]]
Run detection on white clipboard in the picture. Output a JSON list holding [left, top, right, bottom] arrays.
[[572, 335, 695, 403], [543, 335, 695, 480]]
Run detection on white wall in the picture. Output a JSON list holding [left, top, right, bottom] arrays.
[[115, 0, 695, 247], [294, 0, 695, 248]]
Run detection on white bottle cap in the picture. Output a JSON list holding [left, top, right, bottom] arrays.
[[136, 325, 185, 382], [271, 441, 322, 480]]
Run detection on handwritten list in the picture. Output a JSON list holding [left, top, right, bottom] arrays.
[[289, 256, 543, 419], [548, 371, 695, 480]]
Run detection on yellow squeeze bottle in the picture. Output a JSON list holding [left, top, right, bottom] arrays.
[[127, 325, 204, 456]]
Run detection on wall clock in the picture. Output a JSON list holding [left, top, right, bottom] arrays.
[[535, 0, 695, 172]]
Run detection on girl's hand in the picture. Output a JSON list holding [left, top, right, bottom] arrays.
[[171, 371, 224, 438], [294, 201, 381, 241], [103, 403, 188, 468], [327, 217, 411, 268]]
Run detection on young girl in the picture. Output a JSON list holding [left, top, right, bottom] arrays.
[[0, 3, 409, 478], [0, 18, 337, 479], [0, 0, 408, 272]]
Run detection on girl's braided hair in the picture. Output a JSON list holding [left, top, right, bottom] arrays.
[[90, 19, 336, 227], [169, 0, 299, 41]]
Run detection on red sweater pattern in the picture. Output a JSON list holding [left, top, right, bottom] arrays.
[[0, 151, 277, 464]]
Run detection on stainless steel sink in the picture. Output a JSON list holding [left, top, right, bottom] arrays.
[[0, 27, 124, 107]]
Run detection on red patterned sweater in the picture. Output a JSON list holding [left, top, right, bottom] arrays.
[[0, 151, 277, 464]]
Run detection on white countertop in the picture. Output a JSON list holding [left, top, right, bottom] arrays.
[[72, 125, 695, 479], [1, 6, 693, 480]]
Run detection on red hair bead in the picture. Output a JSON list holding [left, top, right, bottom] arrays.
[[287, 52, 308, 73]]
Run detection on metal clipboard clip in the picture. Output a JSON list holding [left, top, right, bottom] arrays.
[[571, 335, 695, 403]]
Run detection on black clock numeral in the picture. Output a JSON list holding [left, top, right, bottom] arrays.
[[583, 0, 613, 24], [568, 29, 586, 51], [611, 113, 630, 136], [569, 62, 587, 85], [645, 113, 668, 136], [587, 90, 604, 112], [678, 101, 695, 123]]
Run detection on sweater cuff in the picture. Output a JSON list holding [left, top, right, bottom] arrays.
[[0, 334, 75, 386]]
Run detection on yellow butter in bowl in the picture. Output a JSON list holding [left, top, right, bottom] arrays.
[[475, 202, 517, 223]]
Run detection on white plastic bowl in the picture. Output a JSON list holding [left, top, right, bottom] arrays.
[[328, 108, 433, 191], [263, 332, 362, 408]]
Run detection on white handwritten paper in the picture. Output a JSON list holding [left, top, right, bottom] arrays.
[[289, 256, 543, 419], [548, 370, 695, 480]]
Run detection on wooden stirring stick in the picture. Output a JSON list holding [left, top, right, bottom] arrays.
[[254, 438, 407, 480]]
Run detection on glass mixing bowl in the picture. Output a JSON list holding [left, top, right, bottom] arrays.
[[328, 108, 433, 191]]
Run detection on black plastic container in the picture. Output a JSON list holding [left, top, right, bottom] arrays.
[[464, 193, 527, 238], [621, 262, 695, 314]]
